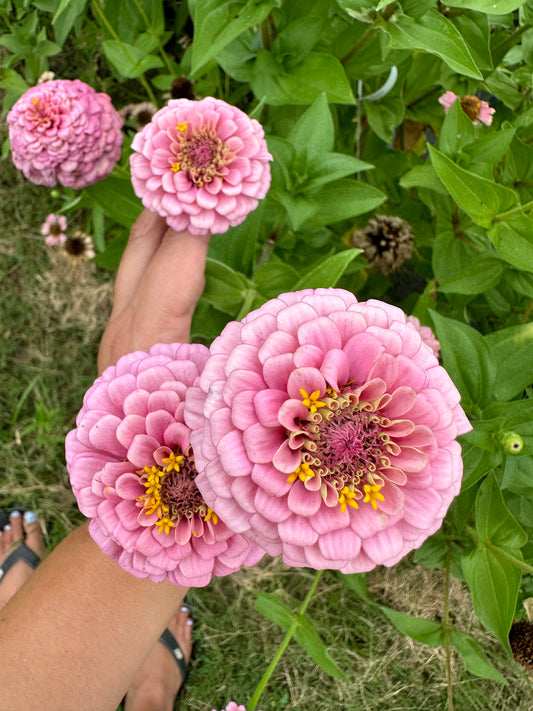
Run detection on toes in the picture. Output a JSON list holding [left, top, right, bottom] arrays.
[[9, 511, 23, 542], [1, 524, 14, 548], [22, 512, 46, 558]]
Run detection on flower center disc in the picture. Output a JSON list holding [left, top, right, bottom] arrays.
[[170, 124, 235, 186]]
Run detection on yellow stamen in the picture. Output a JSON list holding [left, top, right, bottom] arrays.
[[32, 98, 38, 105], [161, 451, 184, 473], [205, 508, 218, 525], [299, 388, 326, 414], [155, 516, 175, 535], [338, 486, 359, 513], [363, 484, 385, 510], [171, 162, 181, 172], [176, 121, 187, 132], [287, 462, 316, 483]]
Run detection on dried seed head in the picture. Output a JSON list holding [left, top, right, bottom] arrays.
[[170, 76, 195, 101], [460, 95, 482, 122], [351, 214, 414, 275], [510, 620, 533, 672]]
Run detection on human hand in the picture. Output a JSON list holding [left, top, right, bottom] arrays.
[[98, 210, 210, 374]]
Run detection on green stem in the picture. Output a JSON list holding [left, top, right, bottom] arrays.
[[131, 0, 175, 75], [91, 0, 157, 105], [495, 200, 533, 220], [248, 571, 323, 710], [466, 525, 533, 575], [261, 18, 271, 51], [492, 24, 530, 60], [443, 548, 454, 711], [236, 289, 258, 321]]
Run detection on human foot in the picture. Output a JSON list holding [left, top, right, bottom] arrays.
[[124, 604, 193, 711], [0, 511, 46, 610]]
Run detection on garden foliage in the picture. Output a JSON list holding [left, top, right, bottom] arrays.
[[2, 0, 533, 698]]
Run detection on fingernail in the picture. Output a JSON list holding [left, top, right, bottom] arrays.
[[24, 511, 37, 524], [11, 510, 20, 518]]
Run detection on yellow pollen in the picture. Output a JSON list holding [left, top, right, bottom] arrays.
[[204, 508, 218, 525], [198, 180, 204, 187], [338, 486, 359, 513], [287, 462, 316, 483], [363, 484, 385, 510], [32, 98, 38, 105], [155, 516, 175, 535], [176, 121, 187, 132], [171, 162, 181, 172], [299, 388, 326, 414], [161, 452, 184, 473]]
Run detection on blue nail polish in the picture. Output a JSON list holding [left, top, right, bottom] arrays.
[[24, 511, 36, 524], [187, 619, 193, 626], [180, 605, 189, 612], [11, 510, 20, 518], [4, 525, 11, 532]]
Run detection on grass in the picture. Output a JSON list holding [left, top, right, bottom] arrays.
[[1, 155, 533, 711]]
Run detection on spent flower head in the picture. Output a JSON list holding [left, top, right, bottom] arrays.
[[439, 91, 495, 126]]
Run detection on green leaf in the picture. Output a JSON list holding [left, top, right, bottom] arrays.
[[191, 299, 232, 342], [462, 545, 521, 651], [302, 179, 385, 229], [461, 441, 500, 491], [475, 474, 528, 549], [428, 145, 519, 228], [445, 0, 524, 12], [489, 216, 533, 274], [203, 258, 252, 313], [52, 0, 87, 46], [92, 231, 128, 270], [102, 39, 163, 78], [364, 95, 405, 144], [293, 249, 362, 289], [384, 8, 482, 80], [399, 164, 446, 194], [85, 177, 142, 228], [255, 592, 297, 630], [288, 93, 335, 158], [305, 153, 373, 192], [0, 68, 29, 95], [429, 311, 496, 411], [381, 608, 445, 647], [339, 572, 373, 602], [190, 0, 275, 76], [209, 201, 266, 276], [294, 614, 346, 679], [485, 322, 533, 401], [251, 50, 355, 105], [450, 630, 507, 684], [462, 128, 515, 167], [438, 99, 476, 158], [254, 261, 301, 300], [438, 256, 504, 295]]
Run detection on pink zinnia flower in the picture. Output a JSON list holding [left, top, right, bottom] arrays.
[[438, 91, 495, 126], [212, 704, 260, 711], [406, 316, 440, 358], [66, 343, 263, 587], [185, 289, 471, 573], [130, 97, 272, 236], [7, 79, 123, 188], [40, 213, 67, 246]]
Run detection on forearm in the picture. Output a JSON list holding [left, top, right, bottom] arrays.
[[0, 523, 187, 711]]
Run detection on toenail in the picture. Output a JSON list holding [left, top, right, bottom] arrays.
[[11, 510, 20, 518], [24, 511, 36, 524], [180, 606, 189, 612], [4, 525, 11, 532], [187, 619, 193, 626]]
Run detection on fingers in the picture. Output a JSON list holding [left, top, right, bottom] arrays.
[[111, 210, 168, 315]]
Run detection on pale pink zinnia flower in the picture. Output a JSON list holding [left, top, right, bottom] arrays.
[[7, 79, 123, 188], [438, 91, 495, 126], [406, 316, 440, 358], [212, 704, 260, 711], [185, 289, 471, 574], [40, 213, 67, 246], [130, 97, 272, 236], [66, 343, 263, 587]]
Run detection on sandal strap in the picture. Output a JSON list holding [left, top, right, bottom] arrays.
[[159, 628, 188, 682], [0, 543, 41, 582]]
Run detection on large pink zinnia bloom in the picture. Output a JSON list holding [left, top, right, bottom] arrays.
[[185, 289, 472, 574], [66, 343, 263, 586], [7, 79, 123, 189], [130, 97, 272, 236]]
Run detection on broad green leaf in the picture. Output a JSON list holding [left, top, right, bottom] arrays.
[[462, 545, 521, 651], [445, 0, 524, 12], [399, 164, 447, 194], [102, 39, 163, 78], [462, 128, 515, 167], [305, 153, 373, 192], [301, 179, 385, 229], [254, 261, 301, 300], [255, 592, 297, 630], [0, 68, 29, 96], [294, 614, 346, 679], [191, 299, 232, 342], [252, 50, 355, 105], [489, 215, 533, 274], [92, 231, 128, 271], [438, 99, 476, 158], [288, 93, 335, 158], [384, 9, 482, 80], [293, 249, 362, 289], [277, 193, 320, 231], [85, 177, 142, 228], [339, 572, 373, 602], [190, 0, 275, 75], [364, 94, 405, 144], [209, 201, 266, 276], [450, 630, 507, 684], [438, 256, 504, 295], [485, 322, 533, 400], [381, 608, 445, 647], [52, 0, 87, 46], [203, 258, 252, 313], [453, 11, 492, 73], [475, 474, 528, 549], [413, 534, 448, 569], [461, 441, 500, 491], [429, 311, 496, 411], [428, 145, 519, 228]]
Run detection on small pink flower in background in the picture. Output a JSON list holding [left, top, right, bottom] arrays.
[[185, 289, 471, 574], [130, 97, 272, 236], [439, 91, 495, 126], [40, 213, 67, 246], [406, 316, 440, 358], [7, 79, 123, 189], [66, 343, 263, 587], [212, 704, 260, 711]]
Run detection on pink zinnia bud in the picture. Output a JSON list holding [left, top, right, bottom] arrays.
[[8, 79, 123, 189], [185, 289, 472, 573], [130, 97, 273, 236], [40, 213, 67, 246], [211, 704, 258, 711], [438, 91, 495, 126], [66, 343, 263, 587], [406, 316, 440, 358]]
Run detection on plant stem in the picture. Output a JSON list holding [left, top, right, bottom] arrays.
[[131, 0, 175, 75], [492, 24, 530, 61], [248, 570, 323, 710], [466, 525, 533, 574], [444, 547, 454, 711], [236, 289, 258, 321], [522, 299, 533, 325]]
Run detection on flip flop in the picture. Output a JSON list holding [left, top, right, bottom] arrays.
[[0, 543, 41, 583], [159, 627, 189, 684]]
